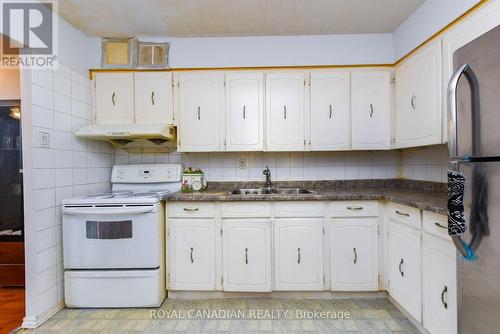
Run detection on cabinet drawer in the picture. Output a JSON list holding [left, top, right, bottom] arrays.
[[423, 211, 451, 242], [168, 203, 215, 218], [331, 201, 378, 217], [221, 202, 271, 218], [389, 203, 421, 230], [274, 202, 324, 217]]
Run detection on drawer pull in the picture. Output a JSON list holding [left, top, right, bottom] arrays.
[[183, 208, 200, 212], [435, 222, 448, 230], [347, 206, 364, 211], [244, 248, 248, 264], [297, 248, 301, 264], [190, 247, 194, 263], [441, 285, 448, 309], [353, 248, 358, 264], [395, 210, 410, 217], [399, 258, 404, 277]]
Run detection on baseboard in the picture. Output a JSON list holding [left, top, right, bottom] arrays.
[[167, 290, 388, 300], [21, 301, 64, 328]]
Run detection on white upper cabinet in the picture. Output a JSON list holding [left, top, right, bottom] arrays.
[[331, 218, 378, 291], [266, 72, 306, 151], [273, 219, 324, 291], [177, 72, 223, 152], [134, 72, 173, 124], [395, 40, 442, 148], [224, 72, 264, 151], [310, 71, 351, 150], [95, 72, 134, 124], [351, 71, 392, 150]]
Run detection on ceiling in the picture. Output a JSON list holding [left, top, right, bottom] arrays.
[[59, 0, 425, 38]]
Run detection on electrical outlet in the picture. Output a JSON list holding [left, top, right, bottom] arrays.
[[239, 157, 248, 169], [39, 131, 50, 148]]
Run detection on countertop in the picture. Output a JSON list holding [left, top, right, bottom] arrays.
[[166, 180, 447, 215]]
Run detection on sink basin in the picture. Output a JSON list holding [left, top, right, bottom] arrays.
[[228, 188, 316, 195]]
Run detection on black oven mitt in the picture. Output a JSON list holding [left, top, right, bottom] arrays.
[[448, 170, 467, 236]]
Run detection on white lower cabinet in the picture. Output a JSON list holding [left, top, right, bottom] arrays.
[[422, 233, 457, 334], [273, 219, 324, 291], [331, 218, 378, 291], [168, 219, 216, 290], [388, 219, 422, 322], [222, 219, 272, 292]]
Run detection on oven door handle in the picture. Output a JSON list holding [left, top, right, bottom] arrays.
[[62, 206, 155, 215]]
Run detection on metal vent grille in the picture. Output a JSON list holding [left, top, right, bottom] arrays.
[[138, 42, 169, 68]]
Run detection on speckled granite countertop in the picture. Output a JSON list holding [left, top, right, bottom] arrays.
[[166, 179, 447, 215]]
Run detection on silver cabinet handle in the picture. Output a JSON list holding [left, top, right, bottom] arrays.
[[395, 210, 410, 217], [329, 105, 333, 119], [441, 285, 448, 309], [297, 248, 301, 264], [410, 93, 416, 110], [347, 206, 363, 211], [183, 208, 199, 212], [151, 91, 155, 106], [353, 248, 358, 264], [399, 258, 404, 277], [190, 247, 194, 263], [435, 222, 448, 229], [243, 105, 246, 119], [111, 92, 116, 106], [369, 104, 374, 118], [283, 105, 287, 119], [245, 248, 248, 264], [197, 106, 201, 120]]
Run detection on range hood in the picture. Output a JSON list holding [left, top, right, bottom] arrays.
[[76, 123, 176, 149]]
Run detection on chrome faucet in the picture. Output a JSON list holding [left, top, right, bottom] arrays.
[[263, 166, 273, 189]]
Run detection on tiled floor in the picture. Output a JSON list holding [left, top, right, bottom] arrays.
[[21, 298, 419, 333]]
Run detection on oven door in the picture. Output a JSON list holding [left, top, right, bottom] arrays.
[[62, 203, 163, 269]]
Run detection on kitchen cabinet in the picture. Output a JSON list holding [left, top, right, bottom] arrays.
[[395, 40, 442, 148], [94, 72, 134, 124], [134, 72, 173, 124], [389, 219, 422, 322], [273, 218, 324, 291], [168, 219, 216, 290], [331, 218, 378, 291], [422, 232, 457, 334], [222, 219, 272, 291], [265, 72, 306, 151], [351, 71, 392, 150], [310, 71, 351, 150], [177, 72, 223, 152], [224, 72, 264, 151]]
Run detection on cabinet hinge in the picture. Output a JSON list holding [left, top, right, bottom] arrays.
[[322, 227, 325, 235], [304, 80, 306, 86], [224, 139, 227, 146], [220, 229, 223, 236], [390, 78, 396, 84], [378, 275, 381, 285], [177, 82, 180, 87], [171, 81, 175, 88], [221, 276, 224, 286], [377, 226, 380, 236], [167, 228, 170, 237], [168, 273, 170, 283], [323, 275, 326, 284], [224, 81, 226, 87]]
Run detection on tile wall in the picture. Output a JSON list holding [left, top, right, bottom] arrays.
[[400, 144, 448, 183]]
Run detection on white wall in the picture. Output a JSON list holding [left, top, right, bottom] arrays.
[[0, 68, 20, 99], [139, 34, 394, 68], [393, 0, 482, 61]]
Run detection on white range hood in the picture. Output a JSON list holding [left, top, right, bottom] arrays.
[[76, 123, 176, 149]]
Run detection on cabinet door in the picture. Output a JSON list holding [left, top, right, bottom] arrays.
[[395, 40, 442, 148], [168, 219, 216, 290], [274, 219, 324, 291], [177, 73, 223, 152], [95, 73, 134, 124], [225, 72, 264, 151], [134, 72, 173, 124], [222, 219, 272, 291], [423, 233, 457, 334], [389, 220, 422, 322], [351, 71, 392, 150], [266, 72, 305, 151], [331, 218, 378, 291], [310, 71, 351, 150]]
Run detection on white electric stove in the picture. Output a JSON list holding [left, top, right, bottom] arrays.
[[62, 164, 182, 308]]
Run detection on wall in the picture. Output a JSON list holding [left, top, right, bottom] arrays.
[[393, 0, 482, 61], [399, 144, 448, 183], [0, 68, 20, 100], [20, 15, 106, 328], [116, 149, 402, 181]]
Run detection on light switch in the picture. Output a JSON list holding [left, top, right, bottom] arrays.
[[40, 131, 50, 148], [239, 157, 248, 169]]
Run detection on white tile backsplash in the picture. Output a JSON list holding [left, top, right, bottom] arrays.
[[400, 144, 448, 182]]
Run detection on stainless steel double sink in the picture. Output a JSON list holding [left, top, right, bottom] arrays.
[[228, 188, 316, 195]]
